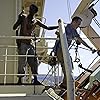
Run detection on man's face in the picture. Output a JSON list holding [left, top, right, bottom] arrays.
[[75, 19, 82, 29], [29, 9, 36, 15], [29, 6, 37, 15]]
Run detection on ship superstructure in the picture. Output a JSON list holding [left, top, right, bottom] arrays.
[[0, 0, 100, 100]]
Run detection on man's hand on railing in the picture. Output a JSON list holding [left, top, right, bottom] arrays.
[[91, 48, 96, 54], [89, 47, 96, 54], [89, 47, 100, 56]]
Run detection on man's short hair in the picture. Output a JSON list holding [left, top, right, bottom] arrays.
[[29, 4, 38, 13], [72, 16, 82, 22]]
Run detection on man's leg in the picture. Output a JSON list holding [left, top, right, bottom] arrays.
[[60, 63, 67, 89], [57, 48, 67, 89], [27, 45, 41, 85], [59, 56, 73, 89], [17, 43, 28, 84], [17, 56, 26, 84]]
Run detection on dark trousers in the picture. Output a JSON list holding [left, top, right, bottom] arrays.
[[17, 43, 38, 78], [56, 47, 73, 86]]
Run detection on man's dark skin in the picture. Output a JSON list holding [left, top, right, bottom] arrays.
[[13, 4, 58, 84], [13, 5, 58, 31]]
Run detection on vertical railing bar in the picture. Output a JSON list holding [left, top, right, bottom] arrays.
[[4, 48, 8, 84]]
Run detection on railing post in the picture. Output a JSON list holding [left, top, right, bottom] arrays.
[[58, 19, 76, 100], [4, 48, 8, 84]]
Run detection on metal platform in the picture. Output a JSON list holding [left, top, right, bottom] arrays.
[[0, 85, 45, 95], [0, 95, 52, 100], [0, 84, 54, 100]]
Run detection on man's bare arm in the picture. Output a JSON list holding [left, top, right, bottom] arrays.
[[13, 17, 22, 30], [36, 19, 58, 30], [76, 37, 92, 50]]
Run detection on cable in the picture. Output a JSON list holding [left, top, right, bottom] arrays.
[[68, 41, 76, 50], [77, 46, 92, 51], [74, 44, 80, 63], [94, 0, 100, 5], [87, 55, 99, 69], [78, 63, 93, 73], [93, 18, 100, 28], [41, 65, 58, 85]]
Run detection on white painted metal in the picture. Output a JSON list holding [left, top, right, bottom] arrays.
[[77, 9, 95, 27], [0, 85, 44, 95], [58, 19, 75, 100], [0, 95, 52, 100], [4, 49, 7, 84]]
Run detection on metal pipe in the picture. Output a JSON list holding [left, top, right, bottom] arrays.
[[58, 19, 75, 100], [0, 45, 53, 49], [0, 36, 58, 40], [0, 74, 36, 76], [4, 48, 7, 84]]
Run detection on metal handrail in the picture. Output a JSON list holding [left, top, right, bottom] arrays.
[[0, 35, 58, 40], [0, 35, 60, 86], [0, 45, 53, 49]]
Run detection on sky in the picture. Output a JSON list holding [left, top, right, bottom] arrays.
[[38, 0, 100, 76]]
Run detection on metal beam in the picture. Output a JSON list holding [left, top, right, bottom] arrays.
[[82, 26, 100, 50], [72, 0, 94, 17]]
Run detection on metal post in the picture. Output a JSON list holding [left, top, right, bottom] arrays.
[[4, 48, 8, 84], [58, 19, 76, 100]]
